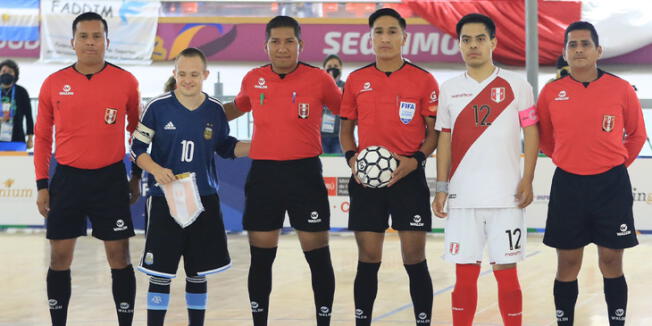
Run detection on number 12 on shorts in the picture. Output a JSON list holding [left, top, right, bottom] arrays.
[[181, 140, 194, 162], [505, 228, 522, 251]]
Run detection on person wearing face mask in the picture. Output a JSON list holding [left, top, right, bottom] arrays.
[[0, 59, 34, 149], [321, 54, 345, 154]]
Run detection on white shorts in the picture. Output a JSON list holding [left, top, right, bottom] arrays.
[[443, 207, 526, 265]]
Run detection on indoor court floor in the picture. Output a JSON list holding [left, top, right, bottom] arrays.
[[1, 232, 650, 326]]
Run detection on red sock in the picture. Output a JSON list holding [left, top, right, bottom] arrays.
[[451, 264, 481, 326], [494, 267, 522, 326]]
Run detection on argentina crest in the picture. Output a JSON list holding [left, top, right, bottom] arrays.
[[104, 108, 117, 124], [399, 101, 416, 124], [204, 124, 213, 140]]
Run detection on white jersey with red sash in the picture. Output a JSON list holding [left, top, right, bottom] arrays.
[[435, 68, 536, 208]]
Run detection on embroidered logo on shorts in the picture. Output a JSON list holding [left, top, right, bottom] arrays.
[[616, 224, 631, 236], [118, 302, 133, 313], [417, 312, 429, 324], [410, 214, 424, 227], [308, 211, 322, 224], [48, 299, 62, 310], [355, 308, 367, 319], [113, 219, 128, 232], [449, 242, 460, 255], [104, 108, 117, 124], [602, 115, 615, 132], [144, 252, 154, 265]]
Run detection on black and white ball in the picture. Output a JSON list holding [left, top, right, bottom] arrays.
[[355, 146, 398, 188]]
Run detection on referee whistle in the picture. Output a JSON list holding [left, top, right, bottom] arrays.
[[292, 91, 296, 103], [260, 93, 264, 105]]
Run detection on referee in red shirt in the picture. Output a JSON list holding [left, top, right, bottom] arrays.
[[537, 21, 646, 326], [340, 9, 439, 325], [223, 16, 342, 326], [34, 12, 141, 326]]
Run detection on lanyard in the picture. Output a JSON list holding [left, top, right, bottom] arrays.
[[1, 85, 16, 117]]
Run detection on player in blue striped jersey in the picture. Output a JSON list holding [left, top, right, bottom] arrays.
[[130, 47, 250, 326]]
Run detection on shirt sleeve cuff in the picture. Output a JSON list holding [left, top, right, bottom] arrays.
[[36, 178, 49, 190]]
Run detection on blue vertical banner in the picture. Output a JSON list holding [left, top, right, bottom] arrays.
[[0, 0, 40, 41]]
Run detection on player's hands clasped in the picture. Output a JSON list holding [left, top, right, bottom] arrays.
[[432, 192, 448, 218], [152, 167, 176, 186], [387, 153, 417, 187], [515, 179, 534, 208]]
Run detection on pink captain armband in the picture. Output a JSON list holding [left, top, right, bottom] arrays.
[[519, 106, 538, 127]]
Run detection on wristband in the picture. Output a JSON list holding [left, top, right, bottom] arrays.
[[345, 150, 356, 165], [36, 179, 49, 190], [435, 181, 449, 193], [411, 151, 427, 168]]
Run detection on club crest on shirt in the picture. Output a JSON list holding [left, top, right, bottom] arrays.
[[204, 124, 213, 140], [602, 115, 615, 132], [399, 101, 416, 124], [491, 87, 505, 103], [298, 103, 310, 119], [449, 242, 460, 255], [104, 108, 117, 124]]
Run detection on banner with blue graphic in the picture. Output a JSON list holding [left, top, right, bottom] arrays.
[[0, 0, 40, 41]]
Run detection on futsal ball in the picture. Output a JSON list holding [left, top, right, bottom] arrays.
[[355, 146, 397, 188]]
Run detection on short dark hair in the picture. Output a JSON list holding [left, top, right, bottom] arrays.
[[564, 21, 599, 47], [176, 47, 207, 68], [368, 8, 406, 30], [456, 13, 496, 39], [72, 12, 108, 36], [0, 59, 19, 82], [163, 76, 176, 92], [265, 16, 301, 41], [322, 54, 342, 68]]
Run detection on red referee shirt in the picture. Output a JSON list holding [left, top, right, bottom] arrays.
[[340, 62, 439, 156], [34, 63, 140, 182], [537, 71, 646, 175], [234, 62, 342, 160]]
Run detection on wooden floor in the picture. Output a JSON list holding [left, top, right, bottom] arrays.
[[1, 232, 650, 326]]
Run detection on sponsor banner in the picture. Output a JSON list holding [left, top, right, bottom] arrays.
[[0, 0, 40, 41], [0, 155, 41, 225], [153, 20, 462, 63], [40, 0, 161, 64], [2, 154, 652, 231]]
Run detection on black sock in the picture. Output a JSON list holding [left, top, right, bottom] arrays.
[[47, 269, 71, 326], [354, 261, 381, 326], [186, 275, 208, 326], [553, 279, 578, 326], [111, 265, 136, 326], [404, 260, 433, 325], [604, 276, 627, 326], [248, 246, 277, 326], [147, 276, 171, 326], [304, 246, 335, 326]]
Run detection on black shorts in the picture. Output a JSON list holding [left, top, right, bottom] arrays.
[[138, 195, 231, 278], [46, 161, 134, 240], [348, 167, 432, 232], [543, 165, 638, 250], [243, 157, 330, 232]]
